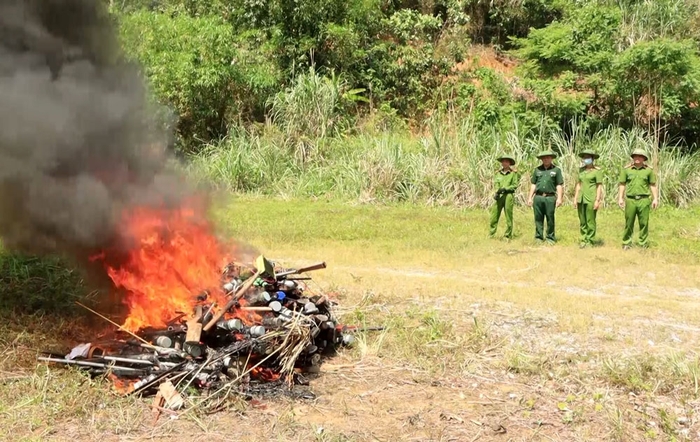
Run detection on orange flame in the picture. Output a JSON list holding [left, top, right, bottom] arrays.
[[97, 204, 233, 332], [108, 373, 136, 394], [251, 366, 281, 382]]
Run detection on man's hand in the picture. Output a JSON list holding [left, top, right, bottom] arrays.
[[618, 198, 625, 209], [556, 198, 563, 208], [652, 199, 659, 209], [573, 201, 578, 209], [527, 197, 533, 207], [593, 200, 600, 210]]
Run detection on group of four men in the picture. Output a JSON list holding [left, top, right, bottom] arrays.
[[489, 149, 659, 248]]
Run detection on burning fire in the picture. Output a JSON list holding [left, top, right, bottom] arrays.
[[94, 204, 232, 332], [251, 366, 282, 382], [108, 374, 136, 394]]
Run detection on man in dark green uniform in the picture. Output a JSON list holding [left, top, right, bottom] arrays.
[[618, 149, 659, 249], [527, 150, 564, 243], [489, 155, 520, 239], [573, 149, 603, 248]]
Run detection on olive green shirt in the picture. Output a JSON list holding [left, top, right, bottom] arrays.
[[531, 165, 564, 194], [494, 169, 520, 192], [577, 167, 603, 204], [618, 165, 657, 197]]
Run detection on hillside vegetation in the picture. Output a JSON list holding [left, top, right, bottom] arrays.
[[113, 0, 700, 206]]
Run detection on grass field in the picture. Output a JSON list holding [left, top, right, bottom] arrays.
[[2, 196, 700, 441]]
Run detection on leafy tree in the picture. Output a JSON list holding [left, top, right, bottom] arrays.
[[118, 9, 281, 151]]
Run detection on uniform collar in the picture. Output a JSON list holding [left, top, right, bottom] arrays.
[[632, 164, 647, 169], [539, 164, 556, 170], [499, 169, 512, 174]]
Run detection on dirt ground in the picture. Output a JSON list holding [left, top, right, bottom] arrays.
[[2, 202, 700, 441]]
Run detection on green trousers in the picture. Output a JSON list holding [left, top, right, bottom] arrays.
[[577, 202, 597, 245], [489, 194, 514, 238], [623, 197, 651, 247], [533, 195, 556, 242]]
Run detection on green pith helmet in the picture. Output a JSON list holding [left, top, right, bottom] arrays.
[[578, 149, 600, 159], [536, 150, 557, 159], [496, 155, 516, 165], [630, 148, 649, 160]]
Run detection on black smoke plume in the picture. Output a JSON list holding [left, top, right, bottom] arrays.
[[0, 0, 188, 259]]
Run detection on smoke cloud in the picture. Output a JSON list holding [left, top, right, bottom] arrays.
[[0, 0, 188, 258]]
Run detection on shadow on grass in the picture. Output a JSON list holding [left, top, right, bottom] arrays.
[[0, 248, 132, 314], [0, 251, 143, 369], [0, 253, 95, 314]]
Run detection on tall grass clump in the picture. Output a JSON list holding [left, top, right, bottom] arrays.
[[188, 91, 700, 207], [267, 68, 352, 163]]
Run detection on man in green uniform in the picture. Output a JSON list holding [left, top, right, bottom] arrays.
[[527, 150, 564, 243], [573, 150, 603, 248], [489, 155, 520, 239], [618, 149, 659, 249]]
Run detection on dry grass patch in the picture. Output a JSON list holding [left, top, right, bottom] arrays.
[[1, 198, 700, 440]]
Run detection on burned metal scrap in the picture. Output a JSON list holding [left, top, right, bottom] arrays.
[[39, 256, 359, 407]]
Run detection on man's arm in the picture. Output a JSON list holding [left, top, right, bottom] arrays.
[[555, 168, 564, 208], [594, 184, 603, 210], [573, 182, 581, 209], [650, 184, 659, 209], [528, 184, 536, 207], [556, 185, 563, 207], [618, 184, 626, 209], [649, 169, 659, 209], [617, 169, 626, 209], [506, 172, 520, 192]]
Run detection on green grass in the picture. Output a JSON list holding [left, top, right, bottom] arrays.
[[214, 196, 700, 262]]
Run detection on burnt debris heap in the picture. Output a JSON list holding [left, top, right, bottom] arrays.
[[39, 256, 356, 408]]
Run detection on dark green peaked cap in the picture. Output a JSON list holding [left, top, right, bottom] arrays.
[[536, 150, 557, 159], [496, 155, 516, 165], [630, 148, 649, 160], [578, 149, 600, 159]]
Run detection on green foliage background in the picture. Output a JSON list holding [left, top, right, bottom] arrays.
[[111, 0, 700, 206]]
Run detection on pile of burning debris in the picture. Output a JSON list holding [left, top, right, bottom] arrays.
[[38, 255, 356, 409]]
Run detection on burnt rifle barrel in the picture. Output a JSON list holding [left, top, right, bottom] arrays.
[[129, 361, 187, 396], [102, 356, 154, 366], [37, 357, 143, 372]]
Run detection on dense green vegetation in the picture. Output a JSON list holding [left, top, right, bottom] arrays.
[[113, 0, 700, 206]]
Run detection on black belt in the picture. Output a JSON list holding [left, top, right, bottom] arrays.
[[535, 192, 555, 197], [626, 195, 649, 200]]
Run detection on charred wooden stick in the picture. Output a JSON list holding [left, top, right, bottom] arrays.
[[203, 270, 262, 332], [239, 306, 273, 312], [185, 305, 204, 344]]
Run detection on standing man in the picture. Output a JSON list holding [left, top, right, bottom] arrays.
[[573, 150, 603, 248], [527, 150, 564, 243], [489, 155, 520, 239], [618, 149, 659, 249]]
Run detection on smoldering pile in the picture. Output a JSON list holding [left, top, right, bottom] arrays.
[[38, 256, 367, 408]]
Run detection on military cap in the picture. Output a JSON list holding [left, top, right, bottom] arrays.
[[536, 150, 558, 159], [578, 149, 600, 159], [630, 148, 649, 160], [496, 154, 516, 165]]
